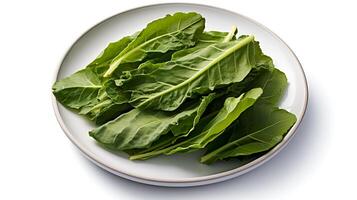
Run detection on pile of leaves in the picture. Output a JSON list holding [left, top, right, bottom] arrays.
[[53, 12, 296, 164]]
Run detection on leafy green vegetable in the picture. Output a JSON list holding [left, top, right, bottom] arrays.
[[52, 12, 297, 164], [79, 98, 132, 125], [129, 88, 262, 160], [115, 29, 237, 85], [52, 34, 136, 110], [253, 68, 288, 105], [104, 12, 205, 77], [89, 93, 216, 150], [204, 67, 288, 149], [87, 35, 137, 76], [53, 69, 102, 109], [119, 36, 261, 111], [200, 103, 297, 164], [229, 68, 287, 102], [127, 107, 222, 156], [170, 26, 237, 59]]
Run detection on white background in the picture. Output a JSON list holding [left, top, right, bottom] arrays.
[[0, 0, 355, 199]]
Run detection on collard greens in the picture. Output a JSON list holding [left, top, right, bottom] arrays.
[[53, 12, 296, 164]]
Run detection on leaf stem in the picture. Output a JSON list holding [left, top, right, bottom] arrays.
[[223, 25, 238, 42]]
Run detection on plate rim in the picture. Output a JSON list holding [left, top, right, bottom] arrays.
[[52, 2, 309, 186]]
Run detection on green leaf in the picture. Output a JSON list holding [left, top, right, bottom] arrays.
[[205, 68, 289, 154], [128, 106, 222, 156], [114, 29, 237, 86], [79, 98, 132, 125], [120, 36, 260, 111], [52, 34, 135, 110], [228, 68, 288, 106], [254, 68, 288, 105], [53, 34, 138, 125], [170, 93, 217, 137], [89, 93, 216, 150], [129, 88, 262, 160], [104, 80, 130, 103], [200, 103, 296, 164], [104, 12, 205, 77], [52, 69, 102, 109], [87, 35, 136, 76], [170, 27, 237, 59], [93, 103, 132, 125]]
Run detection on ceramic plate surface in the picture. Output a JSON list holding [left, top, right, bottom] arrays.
[[53, 3, 308, 187]]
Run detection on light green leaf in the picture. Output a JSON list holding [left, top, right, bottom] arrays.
[[52, 69, 102, 109], [87, 35, 136, 76], [120, 36, 260, 111], [171, 27, 237, 59], [114, 29, 236, 86], [52, 34, 135, 110], [104, 12, 205, 77]]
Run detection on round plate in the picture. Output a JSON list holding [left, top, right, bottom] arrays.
[[52, 3, 308, 187]]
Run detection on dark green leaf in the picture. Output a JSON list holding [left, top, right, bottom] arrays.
[[129, 88, 262, 160], [200, 103, 296, 164], [89, 93, 216, 150]]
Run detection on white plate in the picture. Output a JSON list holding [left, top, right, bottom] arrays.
[[52, 3, 308, 187]]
